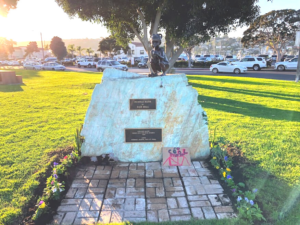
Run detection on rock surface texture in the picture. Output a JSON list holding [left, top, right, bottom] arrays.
[[81, 69, 209, 162]]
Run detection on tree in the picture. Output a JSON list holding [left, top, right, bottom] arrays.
[[0, 0, 19, 16], [184, 36, 209, 68], [242, 9, 300, 62], [98, 36, 130, 57], [77, 46, 84, 57], [68, 44, 76, 58], [55, 0, 261, 73], [24, 41, 39, 58], [85, 48, 94, 56], [50, 36, 67, 60], [0, 37, 16, 59]]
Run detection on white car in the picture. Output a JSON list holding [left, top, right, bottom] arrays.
[[23, 62, 42, 70], [274, 58, 298, 71], [42, 62, 66, 71], [210, 61, 247, 74], [234, 57, 266, 71], [77, 59, 95, 68]]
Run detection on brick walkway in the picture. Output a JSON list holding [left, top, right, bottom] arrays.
[[53, 161, 236, 224]]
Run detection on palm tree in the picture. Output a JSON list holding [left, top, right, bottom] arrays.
[[77, 46, 84, 57], [86, 48, 94, 56], [68, 44, 76, 58], [8, 39, 16, 59]]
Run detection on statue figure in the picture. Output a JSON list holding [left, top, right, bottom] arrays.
[[148, 34, 169, 77]]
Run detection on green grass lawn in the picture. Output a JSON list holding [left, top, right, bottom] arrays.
[[0, 70, 299, 224]]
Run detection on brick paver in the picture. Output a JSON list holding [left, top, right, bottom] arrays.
[[53, 161, 235, 224]]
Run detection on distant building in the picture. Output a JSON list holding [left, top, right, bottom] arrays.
[[129, 42, 147, 57], [10, 47, 52, 60]]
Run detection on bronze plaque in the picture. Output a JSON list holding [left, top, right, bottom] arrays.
[[130, 99, 156, 110], [125, 128, 162, 142]]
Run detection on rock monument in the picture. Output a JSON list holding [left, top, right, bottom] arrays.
[[81, 68, 210, 162], [0, 71, 22, 85]]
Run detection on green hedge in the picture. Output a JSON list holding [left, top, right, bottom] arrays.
[[192, 61, 217, 68], [174, 61, 188, 68], [120, 61, 139, 67]]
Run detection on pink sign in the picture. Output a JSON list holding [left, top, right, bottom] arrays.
[[162, 147, 191, 166]]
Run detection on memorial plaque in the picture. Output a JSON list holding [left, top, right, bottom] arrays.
[[130, 99, 156, 110], [125, 128, 162, 142]]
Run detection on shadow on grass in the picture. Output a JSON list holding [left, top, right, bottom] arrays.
[[198, 95, 300, 122], [188, 76, 288, 86], [190, 82, 300, 102], [0, 84, 25, 92]]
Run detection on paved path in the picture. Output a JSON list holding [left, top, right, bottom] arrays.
[[53, 161, 235, 224]]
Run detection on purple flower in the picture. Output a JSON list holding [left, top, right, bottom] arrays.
[[227, 175, 232, 179], [245, 197, 249, 202], [53, 174, 58, 179], [232, 189, 236, 192], [53, 162, 58, 167], [237, 196, 242, 202], [224, 156, 228, 161], [253, 188, 258, 193], [39, 200, 44, 205], [250, 200, 254, 205]]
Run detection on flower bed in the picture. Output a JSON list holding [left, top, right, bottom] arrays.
[[29, 126, 84, 222], [209, 140, 265, 224]]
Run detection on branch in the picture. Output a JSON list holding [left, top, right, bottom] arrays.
[[130, 24, 149, 52], [137, 8, 148, 43]]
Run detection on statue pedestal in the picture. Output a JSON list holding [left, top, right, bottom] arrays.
[[81, 69, 209, 162], [0, 71, 22, 85]]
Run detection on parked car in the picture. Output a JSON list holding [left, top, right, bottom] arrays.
[[23, 62, 42, 70], [7, 61, 20, 66], [44, 57, 57, 63], [257, 55, 272, 67], [274, 58, 298, 71], [138, 58, 149, 68], [97, 60, 128, 72], [210, 61, 247, 74], [280, 55, 288, 61], [196, 57, 210, 62], [203, 54, 216, 61], [118, 57, 130, 63], [234, 57, 267, 71], [177, 55, 188, 61], [214, 55, 224, 61], [77, 59, 95, 68], [42, 62, 66, 71], [225, 55, 237, 61], [271, 55, 277, 61], [194, 55, 202, 61], [133, 57, 142, 63], [284, 55, 295, 62]]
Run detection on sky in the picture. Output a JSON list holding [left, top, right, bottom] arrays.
[[0, 0, 299, 45]]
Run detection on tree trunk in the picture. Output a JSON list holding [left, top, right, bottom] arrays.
[[166, 46, 184, 73], [187, 51, 192, 68]]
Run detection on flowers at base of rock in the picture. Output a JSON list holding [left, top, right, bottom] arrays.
[[237, 196, 242, 202], [232, 188, 236, 192], [53, 174, 58, 179], [223, 172, 226, 177], [253, 188, 258, 193], [216, 166, 219, 169], [250, 200, 254, 205], [39, 201, 46, 209], [245, 197, 249, 203], [224, 156, 228, 161], [53, 162, 58, 167], [213, 156, 216, 159], [64, 156, 68, 159], [51, 180, 54, 185], [226, 168, 231, 172], [227, 175, 232, 179]]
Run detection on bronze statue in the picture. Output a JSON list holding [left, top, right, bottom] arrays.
[[148, 34, 169, 77]]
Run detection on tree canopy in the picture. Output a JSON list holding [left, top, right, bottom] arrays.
[[24, 41, 39, 58], [241, 9, 300, 61], [55, 0, 262, 71], [0, 37, 15, 59], [98, 36, 130, 57], [50, 36, 67, 60], [0, 0, 19, 16]]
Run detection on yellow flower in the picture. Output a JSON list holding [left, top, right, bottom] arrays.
[[226, 168, 231, 172], [223, 172, 226, 177], [216, 166, 219, 169], [39, 202, 46, 209], [213, 157, 216, 159]]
